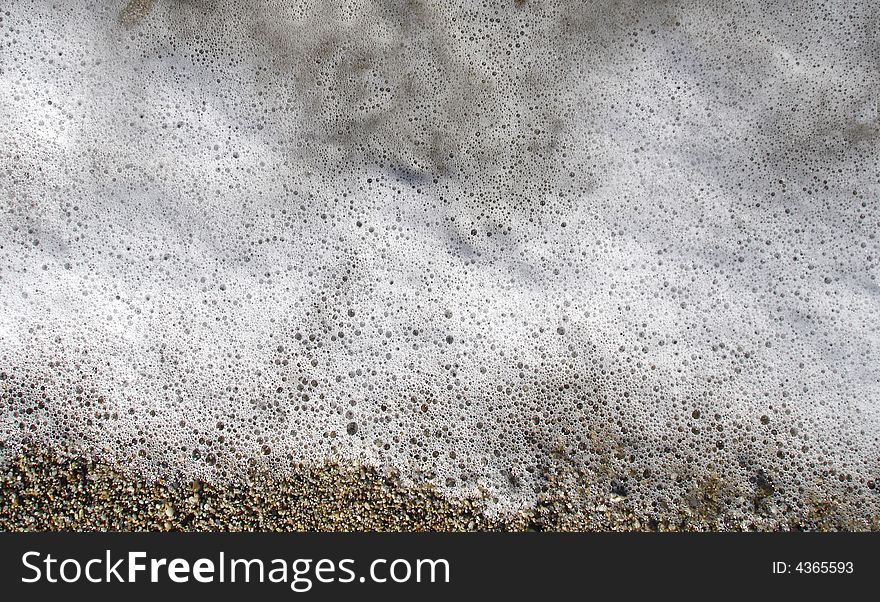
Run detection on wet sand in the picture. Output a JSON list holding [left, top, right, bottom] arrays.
[[1, 446, 872, 532]]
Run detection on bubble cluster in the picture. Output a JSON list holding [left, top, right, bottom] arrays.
[[1, 0, 878, 526]]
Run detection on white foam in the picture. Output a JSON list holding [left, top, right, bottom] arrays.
[[1, 0, 878, 523]]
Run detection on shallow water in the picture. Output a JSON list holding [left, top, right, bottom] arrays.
[[1, 0, 878, 525]]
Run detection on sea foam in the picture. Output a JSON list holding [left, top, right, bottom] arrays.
[[1, 0, 878, 524]]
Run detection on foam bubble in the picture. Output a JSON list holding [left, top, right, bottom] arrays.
[[1, 0, 878, 525]]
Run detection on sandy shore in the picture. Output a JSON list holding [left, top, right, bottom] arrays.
[[1, 446, 873, 532]]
